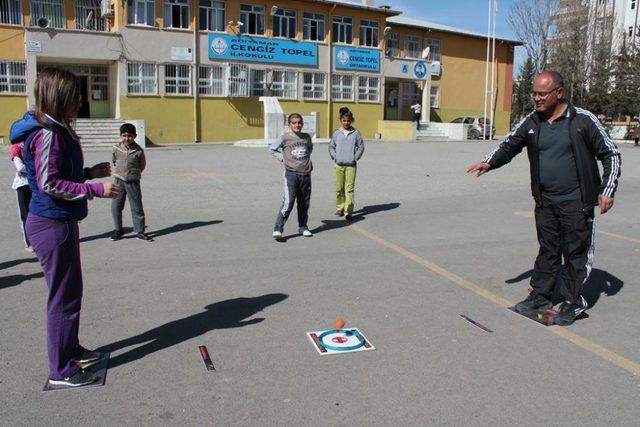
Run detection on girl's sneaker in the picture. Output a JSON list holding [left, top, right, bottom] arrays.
[[48, 370, 99, 387]]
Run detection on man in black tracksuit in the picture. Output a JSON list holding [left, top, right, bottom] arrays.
[[467, 71, 621, 326]]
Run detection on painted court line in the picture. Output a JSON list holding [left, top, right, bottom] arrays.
[[513, 211, 640, 245], [349, 223, 640, 376]]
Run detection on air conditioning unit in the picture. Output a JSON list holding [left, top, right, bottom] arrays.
[[101, 0, 113, 18]]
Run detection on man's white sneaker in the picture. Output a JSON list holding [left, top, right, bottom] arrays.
[[272, 230, 282, 238], [300, 228, 313, 237]]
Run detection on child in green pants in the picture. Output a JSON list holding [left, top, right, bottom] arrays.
[[329, 107, 365, 220]]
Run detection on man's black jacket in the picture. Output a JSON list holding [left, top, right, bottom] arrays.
[[483, 104, 621, 209]]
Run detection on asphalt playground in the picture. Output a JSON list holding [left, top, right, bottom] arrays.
[[0, 140, 638, 426]]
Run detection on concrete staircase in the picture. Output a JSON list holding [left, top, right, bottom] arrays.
[[414, 122, 449, 142], [73, 118, 124, 146]]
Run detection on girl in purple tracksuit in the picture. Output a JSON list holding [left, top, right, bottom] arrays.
[[10, 68, 119, 388]]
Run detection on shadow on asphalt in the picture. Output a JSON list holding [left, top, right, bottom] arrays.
[[0, 272, 44, 290], [505, 268, 623, 308], [98, 293, 288, 369], [80, 220, 223, 242], [276, 203, 401, 243], [0, 257, 38, 271]]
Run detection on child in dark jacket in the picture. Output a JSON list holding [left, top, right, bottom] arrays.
[[9, 141, 32, 251], [110, 123, 151, 241], [329, 107, 365, 220]]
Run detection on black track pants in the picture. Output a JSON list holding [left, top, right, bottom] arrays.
[[530, 199, 595, 305], [274, 169, 311, 232]]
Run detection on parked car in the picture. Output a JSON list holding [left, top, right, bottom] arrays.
[[451, 116, 496, 139]]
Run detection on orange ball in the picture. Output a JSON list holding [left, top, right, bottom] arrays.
[[334, 318, 345, 329]]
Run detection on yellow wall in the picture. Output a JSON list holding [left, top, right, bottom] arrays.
[[378, 120, 414, 141], [121, 96, 383, 143], [120, 97, 195, 143], [0, 96, 28, 144], [0, 26, 26, 60]]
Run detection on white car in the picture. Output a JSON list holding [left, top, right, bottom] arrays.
[[451, 116, 496, 139]]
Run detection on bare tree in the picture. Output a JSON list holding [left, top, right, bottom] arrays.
[[507, 0, 559, 73]]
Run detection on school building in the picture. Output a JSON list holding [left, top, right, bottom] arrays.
[[0, 0, 520, 144]]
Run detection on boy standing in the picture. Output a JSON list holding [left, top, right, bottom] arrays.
[[270, 113, 314, 239], [111, 123, 152, 241]]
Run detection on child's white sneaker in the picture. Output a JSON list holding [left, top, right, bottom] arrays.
[[299, 228, 313, 237], [272, 230, 282, 238]]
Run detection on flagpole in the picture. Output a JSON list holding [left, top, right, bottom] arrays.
[[483, 0, 491, 140]]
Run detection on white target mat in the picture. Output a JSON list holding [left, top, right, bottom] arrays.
[[307, 328, 375, 355]]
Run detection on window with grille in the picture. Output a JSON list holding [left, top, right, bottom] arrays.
[[164, 0, 189, 29], [358, 76, 380, 102], [303, 12, 324, 41], [228, 63, 249, 97], [75, 0, 107, 31], [430, 85, 440, 108], [30, 0, 65, 28], [165, 64, 191, 95], [250, 68, 266, 97], [359, 19, 378, 47], [199, 0, 225, 31], [404, 35, 421, 58], [198, 64, 226, 96], [400, 82, 419, 107], [240, 4, 264, 35], [633, 0, 637, 10], [272, 70, 297, 99], [273, 8, 296, 38], [90, 75, 109, 100], [332, 16, 353, 44], [386, 32, 399, 56], [331, 74, 354, 101], [0, 0, 22, 25], [303, 72, 326, 100], [425, 38, 441, 61], [128, 0, 155, 26], [0, 61, 27, 94], [127, 62, 157, 94]]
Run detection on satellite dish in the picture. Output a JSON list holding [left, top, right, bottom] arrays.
[[37, 17, 49, 28], [421, 47, 430, 59], [270, 6, 279, 16], [383, 26, 391, 35], [84, 10, 94, 29]]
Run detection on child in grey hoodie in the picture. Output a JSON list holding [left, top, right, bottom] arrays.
[[269, 113, 314, 238], [329, 107, 364, 220]]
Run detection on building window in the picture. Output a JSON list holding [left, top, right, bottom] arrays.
[[90, 75, 109, 100], [228, 63, 249, 97], [0, 0, 22, 25], [199, 0, 225, 31], [75, 0, 107, 31], [303, 12, 324, 41], [128, 0, 155, 26], [164, 0, 189, 29], [359, 19, 379, 47], [127, 62, 157, 94], [331, 74, 354, 101], [425, 38, 441, 61], [30, 0, 65, 28], [404, 35, 421, 58], [332, 16, 353, 44], [633, 0, 636, 10], [240, 4, 264, 35], [430, 85, 440, 108], [250, 68, 266, 96], [303, 72, 326, 100], [198, 64, 226, 96], [0, 61, 27, 94], [272, 70, 297, 99], [358, 76, 380, 102], [401, 82, 419, 107], [273, 8, 296, 38], [629, 26, 634, 37], [386, 32, 399, 56], [165, 64, 191, 95]]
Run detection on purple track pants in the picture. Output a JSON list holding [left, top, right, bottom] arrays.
[[26, 213, 82, 379]]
